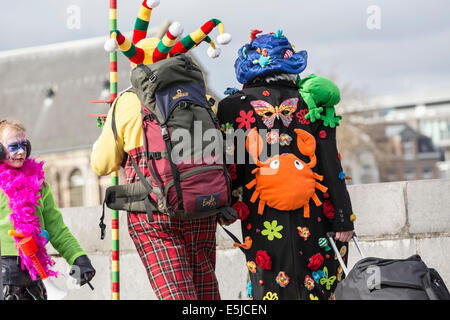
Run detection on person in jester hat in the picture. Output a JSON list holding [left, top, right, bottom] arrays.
[[0, 119, 95, 300], [91, 0, 232, 300], [217, 30, 355, 300]]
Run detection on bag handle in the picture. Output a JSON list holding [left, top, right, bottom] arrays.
[[326, 231, 364, 277]]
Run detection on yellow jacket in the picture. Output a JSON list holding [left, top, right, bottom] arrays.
[[90, 91, 143, 176]]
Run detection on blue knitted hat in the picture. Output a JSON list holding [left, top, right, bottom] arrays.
[[234, 30, 308, 84]]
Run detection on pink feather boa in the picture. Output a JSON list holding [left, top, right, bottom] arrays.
[[0, 159, 57, 280]]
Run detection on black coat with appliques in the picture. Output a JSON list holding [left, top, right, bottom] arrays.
[[217, 80, 354, 300]]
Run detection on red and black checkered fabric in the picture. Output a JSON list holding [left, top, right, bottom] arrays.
[[124, 147, 220, 300]]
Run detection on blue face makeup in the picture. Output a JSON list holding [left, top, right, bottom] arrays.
[[7, 140, 28, 154]]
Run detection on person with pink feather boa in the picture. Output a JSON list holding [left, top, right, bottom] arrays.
[[0, 119, 95, 300]]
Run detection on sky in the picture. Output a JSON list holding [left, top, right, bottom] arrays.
[[1, 0, 450, 100]]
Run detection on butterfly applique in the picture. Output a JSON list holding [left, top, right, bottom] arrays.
[[250, 98, 299, 129]]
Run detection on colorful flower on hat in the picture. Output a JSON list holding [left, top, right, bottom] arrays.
[[263, 291, 279, 300], [307, 253, 324, 271], [255, 250, 272, 270], [261, 220, 283, 241], [236, 110, 256, 130], [276, 271, 290, 288]]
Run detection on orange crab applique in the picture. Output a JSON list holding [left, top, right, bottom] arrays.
[[245, 128, 328, 217]]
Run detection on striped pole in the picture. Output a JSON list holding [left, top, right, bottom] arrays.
[[109, 0, 120, 301], [110, 0, 118, 101]]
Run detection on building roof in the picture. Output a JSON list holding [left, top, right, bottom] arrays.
[[0, 25, 215, 154]]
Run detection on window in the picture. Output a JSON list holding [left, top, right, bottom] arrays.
[[422, 166, 434, 180], [69, 169, 85, 207], [403, 141, 415, 160], [405, 167, 416, 181]]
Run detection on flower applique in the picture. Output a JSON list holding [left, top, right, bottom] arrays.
[[261, 220, 283, 241], [263, 291, 279, 300], [276, 271, 290, 288], [304, 275, 315, 291], [255, 250, 272, 270], [236, 110, 256, 130], [296, 108, 311, 125], [279, 133, 292, 146], [225, 143, 235, 156], [307, 253, 324, 271], [232, 186, 243, 199], [323, 200, 335, 219], [266, 131, 279, 144], [247, 261, 257, 274], [220, 122, 234, 134], [233, 201, 250, 221], [227, 164, 237, 180], [297, 226, 310, 241]]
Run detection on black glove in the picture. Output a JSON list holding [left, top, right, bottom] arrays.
[[218, 206, 238, 226], [69, 255, 96, 289]]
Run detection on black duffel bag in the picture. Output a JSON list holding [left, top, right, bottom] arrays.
[[327, 232, 450, 300]]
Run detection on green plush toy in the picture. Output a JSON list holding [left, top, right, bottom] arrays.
[[296, 74, 342, 128]]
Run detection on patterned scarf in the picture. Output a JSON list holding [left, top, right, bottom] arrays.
[[0, 159, 57, 280]]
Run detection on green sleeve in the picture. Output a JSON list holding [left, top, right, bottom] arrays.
[[40, 182, 87, 266]]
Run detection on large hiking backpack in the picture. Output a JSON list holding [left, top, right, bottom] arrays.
[[104, 54, 235, 223]]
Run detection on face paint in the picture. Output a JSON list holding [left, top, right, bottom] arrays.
[[1, 129, 27, 168], [7, 140, 28, 154]]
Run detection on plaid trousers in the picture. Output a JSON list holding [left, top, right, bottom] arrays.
[[127, 212, 220, 300], [124, 147, 220, 300]]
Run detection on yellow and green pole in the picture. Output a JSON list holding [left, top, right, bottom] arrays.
[[89, 0, 120, 300]]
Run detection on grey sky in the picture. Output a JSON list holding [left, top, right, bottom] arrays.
[[1, 0, 450, 99]]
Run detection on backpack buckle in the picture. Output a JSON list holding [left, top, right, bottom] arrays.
[[148, 73, 157, 82], [161, 126, 170, 141]]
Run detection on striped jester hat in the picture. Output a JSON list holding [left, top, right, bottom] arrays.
[[104, 0, 231, 64], [169, 18, 232, 58]]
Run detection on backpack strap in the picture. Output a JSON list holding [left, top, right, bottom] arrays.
[[160, 123, 184, 214], [111, 86, 134, 167], [129, 156, 158, 222]]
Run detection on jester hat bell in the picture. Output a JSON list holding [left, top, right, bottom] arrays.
[[234, 29, 308, 84], [104, 0, 232, 65]]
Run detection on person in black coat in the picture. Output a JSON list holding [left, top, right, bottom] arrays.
[[217, 30, 355, 300]]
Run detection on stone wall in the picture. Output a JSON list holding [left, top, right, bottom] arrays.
[[47, 179, 450, 300]]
